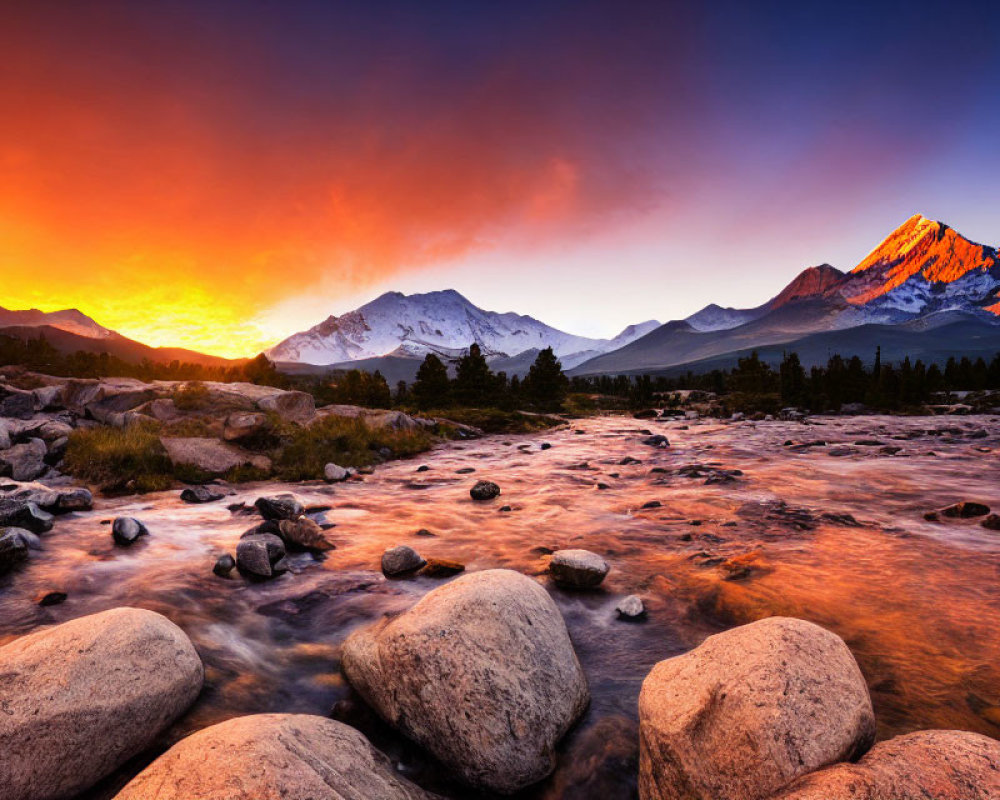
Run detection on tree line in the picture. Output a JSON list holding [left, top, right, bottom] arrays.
[[323, 344, 570, 412], [571, 349, 1000, 413], [7, 330, 1000, 414], [0, 333, 287, 386]]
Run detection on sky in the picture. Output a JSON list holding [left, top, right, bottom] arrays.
[[1, 0, 998, 357]]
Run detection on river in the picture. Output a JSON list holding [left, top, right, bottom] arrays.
[[2, 413, 999, 798]]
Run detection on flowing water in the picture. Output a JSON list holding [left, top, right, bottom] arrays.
[[3, 414, 1000, 798]]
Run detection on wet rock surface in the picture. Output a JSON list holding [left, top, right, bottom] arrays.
[[0, 607, 203, 800], [550, 548, 610, 588], [639, 617, 875, 800], [342, 569, 590, 793], [470, 479, 501, 500], [774, 729, 1000, 799], [114, 713, 437, 800], [0, 414, 997, 798]]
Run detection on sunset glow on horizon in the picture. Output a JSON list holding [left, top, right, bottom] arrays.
[[2, 0, 998, 357]]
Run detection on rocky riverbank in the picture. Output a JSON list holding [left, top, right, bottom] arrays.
[[2, 413, 1000, 797], [0, 371, 488, 496]]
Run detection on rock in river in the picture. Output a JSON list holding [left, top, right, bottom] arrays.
[[114, 714, 437, 800], [616, 594, 646, 620], [774, 729, 1000, 799], [470, 480, 501, 501], [0, 499, 53, 533], [111, 516, 148, 546], [639, 616, 875, 800], [0, 528, 30, 574], [180, 485, 225, 504], [0, 607, 203, 800], [381, 544, 426, 576], [236, 532, 287, 578], [323, 462, 351, 482], [254, 493, 304, 520], [550, 549, 610, 589], [213, 553, 236, 577], [342, 569, 590, 794], [278, 517, 335, 552]]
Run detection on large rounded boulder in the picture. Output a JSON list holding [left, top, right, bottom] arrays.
[[114, 713, 437, 800], [774, 729, 1000, 799], [639, 616, 875, 800], [0, 607, 204, 800], [341, 569, 590, 794]]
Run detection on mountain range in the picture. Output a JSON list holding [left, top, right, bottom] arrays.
[[2, 214, 998, 378], [570, 214, 1000, 376], [265, 289, 661, 370]]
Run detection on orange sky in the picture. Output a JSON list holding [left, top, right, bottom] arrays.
[[2, 2, 997, 357]]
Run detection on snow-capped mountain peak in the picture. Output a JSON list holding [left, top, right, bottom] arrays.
[[266, 290, 661, 366]]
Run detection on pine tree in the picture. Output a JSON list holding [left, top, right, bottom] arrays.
[[412, 353, 451, 409], [522, 347, 568, 411], [453, 343, 497, 407]]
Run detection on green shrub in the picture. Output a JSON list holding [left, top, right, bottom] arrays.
[[64, 422, 174, 494], [172, 381, 211, 411], [273, 416, 433, 480]]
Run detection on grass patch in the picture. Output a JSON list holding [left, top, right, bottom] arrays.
[[425, 407, 565, 434], [273, 416, 434, 481], [64, 422, 175, 494]]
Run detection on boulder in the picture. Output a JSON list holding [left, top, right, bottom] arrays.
[[940, 501, 990, 518], [59, 379, 103, 414], [180, 485, 224, 504], [85, 389, 157, 424], [0, 387, 37, 419], [774, 729, 1000, 800], [470, 480, 501, 501], [113, 713, 438, 800], [366, 409, 422, 431], [277, 517, 335, 552], [0, 528, 30, 574], [639, 617, 875, 800], [257, 390, 315, 424], [0, 439, 48, 481], [0, 499, 53, 533], [642, 435, 670, 447], [550, 549, 610, 589], [324, 462, 351, 482], [222, 411, 271, 442], [147, 397, 181, 422], [236, 533, 287, 578], [254, 494, 304, 520], [342, 569, 590, 793], [161, 437, 271, 477], [213, 553, 236, 577], [8, 485, 92, 513], [0, 607, 203, 800], [36, 420, 73, 442], [31, 385, 63, 411], [112, 517, 148, 546], [616, 594, 646, 620], [982, 513, 1000, 531], [381, 544, 426, 576]]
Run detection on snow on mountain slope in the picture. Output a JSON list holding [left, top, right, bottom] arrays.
[[0, 307, 113, 339], [574, 215, 1000, 376], [842, 214, 999, 307], [267, 289, 661, 366]]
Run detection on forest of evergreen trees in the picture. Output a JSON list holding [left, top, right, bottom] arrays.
[[6, 330, 1000, 415], [570, 349, 1000, 413]]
